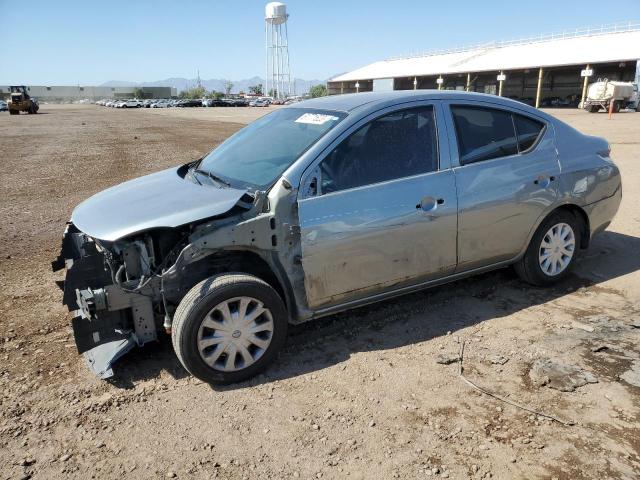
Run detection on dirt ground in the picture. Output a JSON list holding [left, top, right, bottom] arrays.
[[0, 104, 639, 480]]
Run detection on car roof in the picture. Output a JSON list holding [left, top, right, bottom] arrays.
[[291, 90, 546, 117]]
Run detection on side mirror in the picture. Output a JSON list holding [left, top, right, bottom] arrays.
[[300, 166, 321, 198]]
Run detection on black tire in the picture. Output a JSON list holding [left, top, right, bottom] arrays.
[[172, 273, 288, 384], [9, 109, 18, 115], [588, 105, 599, 113], [514, 210, 582, 286], [612, 101, 621, 113]]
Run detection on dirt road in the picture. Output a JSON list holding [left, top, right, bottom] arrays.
[[0, 105, 638, 480]]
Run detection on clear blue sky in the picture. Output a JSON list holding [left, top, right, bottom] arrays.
[[0, 0, 638, 84]]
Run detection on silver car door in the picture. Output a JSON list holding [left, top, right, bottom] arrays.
[[443, 101, 560, 271], [297, 102, 458, 309]]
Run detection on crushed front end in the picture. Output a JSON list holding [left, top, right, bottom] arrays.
[[52, 223, 167, 378]]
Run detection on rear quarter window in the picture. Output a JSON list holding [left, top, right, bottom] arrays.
[[514, 114, 545, 152]]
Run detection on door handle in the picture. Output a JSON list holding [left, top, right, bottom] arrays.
[[416, 197, 444, 212], [533, 175, 555, 186]]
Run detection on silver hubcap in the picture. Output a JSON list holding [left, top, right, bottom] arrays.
[[197, 296, 274, 372], [539, 222, 575, 276]]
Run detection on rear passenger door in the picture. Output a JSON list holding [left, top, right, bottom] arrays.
[[444, 102, 560, 270]]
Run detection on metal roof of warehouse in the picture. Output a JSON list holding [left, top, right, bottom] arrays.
[[330, 25, 640, 82]]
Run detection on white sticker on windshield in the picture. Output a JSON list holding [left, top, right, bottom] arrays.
[[295, 113, 339, 125]]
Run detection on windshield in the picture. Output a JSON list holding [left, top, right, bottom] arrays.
[[198, 107, 346, 188]]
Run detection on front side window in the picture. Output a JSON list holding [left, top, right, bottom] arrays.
[[199, 108, 345, 189], [320, 106, 438, 194]]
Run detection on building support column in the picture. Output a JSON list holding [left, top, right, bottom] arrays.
[[535, 67, 544, 108], [437, 76, 443, 90], [498, 71, 504, 97], [580, 64, 591, 107], [340, 82, 344, 95], [466, 73, 471, 92], [413, 77, 417, 90], [355, 81, 360, 93]]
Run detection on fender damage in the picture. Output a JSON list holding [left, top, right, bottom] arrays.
[[50, 165, 274, 379]]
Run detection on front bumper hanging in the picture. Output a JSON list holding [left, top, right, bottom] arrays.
[[52, 223, 157, 378]]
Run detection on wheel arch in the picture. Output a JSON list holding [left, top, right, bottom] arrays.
[[519, 203, 591, 260], [173, 248, 296, 319], [554, 204, 590, 249]]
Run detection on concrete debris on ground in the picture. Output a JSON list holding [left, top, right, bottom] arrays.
[[435, 353, 460, 365], [620, 360, 640, 387], [490, 355, 509, 365], [571, 321, 595, 332], [529, 358, 598, 392]]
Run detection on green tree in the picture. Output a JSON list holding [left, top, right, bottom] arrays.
[[249, 84, 263, 96], [224, 80, 234, 97], [179, 86, 207, 99], [132, 87, 145, 99], [309, 84, 327, 98]]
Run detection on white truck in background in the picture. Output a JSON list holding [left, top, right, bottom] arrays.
[[583, 79, 639, 113]]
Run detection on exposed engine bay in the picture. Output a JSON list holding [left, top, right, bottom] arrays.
[[52, 223, 191, 377]]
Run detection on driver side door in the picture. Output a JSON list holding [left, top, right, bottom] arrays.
[[297, 102, 458, 309]]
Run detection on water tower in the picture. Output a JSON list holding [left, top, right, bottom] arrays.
[[265, 2, 291, 99]]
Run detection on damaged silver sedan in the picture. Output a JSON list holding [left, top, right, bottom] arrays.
[[52, 91, 622, 384]]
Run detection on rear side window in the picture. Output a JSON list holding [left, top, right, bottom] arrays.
[[514, 114, 545, 152], [452, 106, 518, 165], [452, 106, 545, 165]]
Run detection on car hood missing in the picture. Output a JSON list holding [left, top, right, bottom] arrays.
[[71, 166, 248, 241]]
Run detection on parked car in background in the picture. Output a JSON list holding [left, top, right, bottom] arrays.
[[250, 98, 270, 107], [0, 100, 8, 111], [152, 100, 171, 108], [53, 91, 621, 384], [174, 99, 201, 108]]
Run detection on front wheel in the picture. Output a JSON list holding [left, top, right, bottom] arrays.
[[172, 273, 288, 384], [515, 211, 582, 286]]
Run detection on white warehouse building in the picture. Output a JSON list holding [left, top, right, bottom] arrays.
[[327, 23, 640, 108], [0, 85, 178, 102]]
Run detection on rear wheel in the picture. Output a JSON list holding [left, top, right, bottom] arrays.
[[172, 273, 288, 384], [515, 211, 582, 286], [612, 101, 621, 113], [9, 109, 18, 115], [588, 105, 599, 113]]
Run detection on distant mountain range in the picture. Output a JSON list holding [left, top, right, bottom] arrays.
[[100, 76, 325, 95]]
